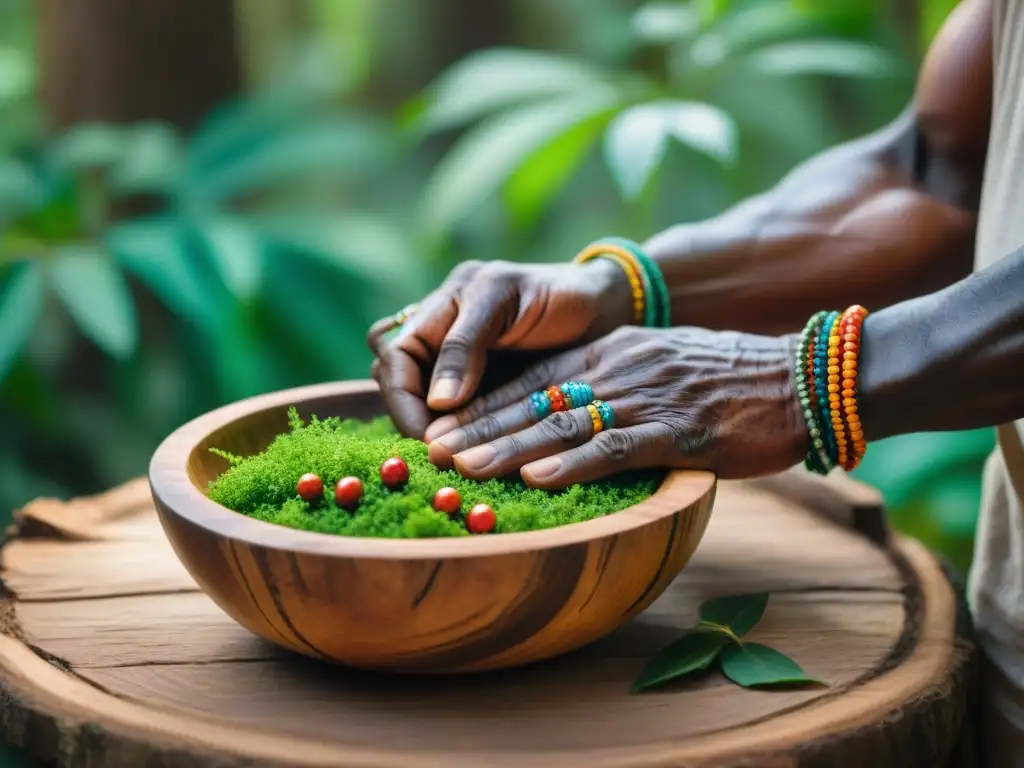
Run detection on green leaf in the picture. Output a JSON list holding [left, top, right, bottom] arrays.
[[604, 105, 670, 201], [604, 101, 736, 200], [661, 101, 738, 164], [743, 40, 902, 79], [108, 218, 218, 329], [632, 3, 701, 44], [255, 211, 428, 295], [49, 246, 138, 359], [416, 48, 606, 134], [51, 123, 125, 171], [699, 593, 768, 636], [695, 3, 816, 63], [197, 217, 263, 300], [504, 108, 611, 229], [421, 90, 621, 243], [112, 122, 184, 195], [0, 262, 44, 382], [190, 115, 394, 202], [631, 629, 730, 693], [0, 157, 39, 214], [719, 642, 822, 688]]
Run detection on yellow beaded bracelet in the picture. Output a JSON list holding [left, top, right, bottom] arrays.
[[573, 243, 645, 325], [825, 314, 848, 469]]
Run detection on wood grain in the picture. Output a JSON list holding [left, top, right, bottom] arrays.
[[0, 470, 975, 767], [148, 381, 718, 673]]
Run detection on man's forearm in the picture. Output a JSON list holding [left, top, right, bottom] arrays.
[[859, 246, 1024, 440], [642, 117, 977, 336]]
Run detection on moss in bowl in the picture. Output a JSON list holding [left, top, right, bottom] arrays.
[[207, 408, 663, 538]]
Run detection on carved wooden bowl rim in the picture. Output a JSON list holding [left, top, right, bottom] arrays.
[[149, 380, 716, 560]]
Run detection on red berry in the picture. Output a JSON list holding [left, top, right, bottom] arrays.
[[433, 487, 461, 516], [466, 503, 496, 534], [335, 476, 363, 510], [380, 457, 409, 489], [296, 473, 323, 502]]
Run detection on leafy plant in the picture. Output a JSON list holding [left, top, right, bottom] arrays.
[[410, 0, 908, 244], [632, 592, 821, 693], [0, 55, 432, 518]]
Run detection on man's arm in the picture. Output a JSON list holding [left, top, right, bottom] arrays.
[[643, 0, 992, 337], [860, 244, 1024, 440]]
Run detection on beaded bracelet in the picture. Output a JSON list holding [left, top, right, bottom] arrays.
[[840, 305, 868, 469], [795, 305, 870, 474], [813, 310, 841, 468], [573, 239, 671, 328], [597, 237, 672, 328], [573, 243, 648, 326], [825, 313, 848, 469], [795, 312, 832, 474]]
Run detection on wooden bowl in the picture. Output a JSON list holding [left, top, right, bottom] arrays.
[[149, 380, 717, 674]]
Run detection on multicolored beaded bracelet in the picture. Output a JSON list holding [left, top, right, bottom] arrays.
[[586, 403, 605, 434], [573, 243, 647, 326], [597, 237, 672, 328], [796, 305, 870, 474]]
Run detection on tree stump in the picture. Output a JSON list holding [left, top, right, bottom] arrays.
[[0, 470, 977, 767]]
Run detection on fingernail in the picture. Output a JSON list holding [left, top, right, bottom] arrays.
[[427, 431, 464, 466], [524, 457, 562, 479], [429, 377, 461, 404], [424, 415, 459, 443], [455, 444, 496, 471], [428, 440, 456, 469]]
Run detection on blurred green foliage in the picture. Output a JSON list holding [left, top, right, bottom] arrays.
[[0, 0, 990, 576]]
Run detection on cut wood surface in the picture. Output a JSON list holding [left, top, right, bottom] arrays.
[[0, 470, 976, 768]]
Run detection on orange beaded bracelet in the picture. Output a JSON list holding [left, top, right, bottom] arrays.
[[839, 304, 869, 470]]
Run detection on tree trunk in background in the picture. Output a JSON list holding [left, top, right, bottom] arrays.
[[30, 1, 243, 494], [36, 0, 241, 131], [432, 0, 512, 73]]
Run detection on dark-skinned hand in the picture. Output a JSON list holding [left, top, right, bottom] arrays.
[[423, 326, 810, 488], [367, 258, 634, 439]]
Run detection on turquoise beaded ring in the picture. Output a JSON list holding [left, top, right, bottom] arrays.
[[528, 381, 594, 421]]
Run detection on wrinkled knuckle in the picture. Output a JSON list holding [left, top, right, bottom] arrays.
[[469, 414, 503, 443], [498, 432, 526, 460], [593, 430, 634, 462], [457, 400, 485, 423], [437, 333, 474, 367], [668, 420, 715, 456], [540, 411, 581, 442]]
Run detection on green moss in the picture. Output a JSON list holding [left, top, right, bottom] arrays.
[[206, 408, 662, 538]]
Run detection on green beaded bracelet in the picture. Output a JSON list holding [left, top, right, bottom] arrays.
[[796, 311, 833, 475], [600, 236, 672, 328]]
